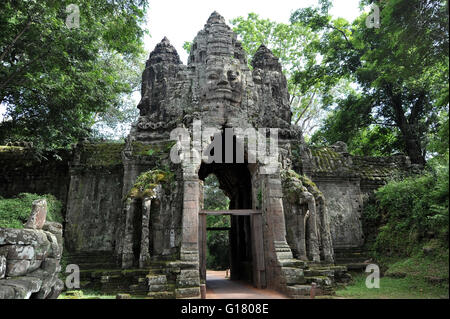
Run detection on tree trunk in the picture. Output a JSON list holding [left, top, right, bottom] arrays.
[[387, 86, 426, 165]]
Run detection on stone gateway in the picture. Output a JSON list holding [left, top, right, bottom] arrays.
[[0, 12, 418, 299]]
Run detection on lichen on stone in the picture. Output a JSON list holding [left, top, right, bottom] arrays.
[[281, 169, 323, 199], [79, 143, 124, 167], [131, 141, 176, 157], [126, 169, 175, 200]]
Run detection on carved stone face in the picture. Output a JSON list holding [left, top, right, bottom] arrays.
[[203, 62, 243, 104]]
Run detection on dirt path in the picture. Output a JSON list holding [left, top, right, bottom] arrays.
[[206, 270, 289, 299]]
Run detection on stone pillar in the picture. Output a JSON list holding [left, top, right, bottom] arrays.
[[24, 199, 47, 230], [121, 198, 136, 269], [317, 197, 334, 263], [306, 196, 320, 263], [180, 178, 200, 262], [263, 172, 295, 290], [296, 206, 307, 261], [139, 198, 152, 268]]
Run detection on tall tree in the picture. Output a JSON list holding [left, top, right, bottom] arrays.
[[297, 0, 449, 163], [0, 0, 148, 152]]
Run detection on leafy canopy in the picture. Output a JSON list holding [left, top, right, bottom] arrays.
[[302, 0, 449, 162], [0, 0, 148, 153]]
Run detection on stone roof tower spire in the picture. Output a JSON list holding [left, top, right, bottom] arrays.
[[207, 11, 226, 25], [188, 11, 247, 65]]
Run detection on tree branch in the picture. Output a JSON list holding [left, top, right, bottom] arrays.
[[0, 19, 32, 62], [294, 90, 317, 125]]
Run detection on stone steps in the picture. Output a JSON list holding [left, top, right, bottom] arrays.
[[333, 248, 370, 271], [285, 285, 311, 298], [65, 252, 118, 270], [280, 258, 353, 298], [68, 262, 183, 298]]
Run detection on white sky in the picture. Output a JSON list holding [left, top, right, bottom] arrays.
[[144, 0, 363, 64]]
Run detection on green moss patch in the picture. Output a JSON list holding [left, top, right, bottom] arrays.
[[79, 142, 124, 167], [126, 169, 175, 200], [281, 169, 323, 199], [131, 141, 176, 157]]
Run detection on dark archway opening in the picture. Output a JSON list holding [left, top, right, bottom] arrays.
[[198, 131, 254, 283]]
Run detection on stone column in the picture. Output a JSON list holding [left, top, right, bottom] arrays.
[[121, 198, 137, 269], [317, 198, 334, 263], [306, 196, 320, 263], [263, 172, 295, 290], [180, 178, 200, 262], [139, 198, 152, 268], [296, 206, 307, 261]]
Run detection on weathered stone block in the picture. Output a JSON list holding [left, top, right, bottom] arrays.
[[0, 245, 35, 260], [46, 279, 64, 299], [43, 222, 63, 247], [175, 287, 201, 299], [24, 199, 47, 230], [285, 285, 311, 297], [149, 284, 168, 292], [148, 291, 174, 299], [0, 277, 41, 299], [44, 232, 62, 259], [147, 274, 167, 286], [28, 259, 42, 273], [6, 259, 31, 277], [176, 269, 200, 288], [0, 228, 47, 246], [281, 267, 305, 285], [0, 284, 15, 299], [41, 258, 60, 274]]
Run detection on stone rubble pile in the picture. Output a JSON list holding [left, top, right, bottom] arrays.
[[0, 199, 64, 299]]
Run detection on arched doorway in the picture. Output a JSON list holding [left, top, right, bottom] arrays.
[[199, 162, 254, 284]]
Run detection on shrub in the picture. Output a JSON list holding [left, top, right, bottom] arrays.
[[363, 156, 449, 257]]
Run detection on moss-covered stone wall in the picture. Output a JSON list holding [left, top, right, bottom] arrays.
[[0, 146, 71, 204]]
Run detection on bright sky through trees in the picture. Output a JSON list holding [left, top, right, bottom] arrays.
[[144, 0, 362, 64]]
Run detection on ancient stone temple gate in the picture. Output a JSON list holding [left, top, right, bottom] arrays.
[[6, 11, 412, 299]]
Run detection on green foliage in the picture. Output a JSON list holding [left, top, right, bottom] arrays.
[[182, 41, 192, 55], [335, 271, 448, 299], [0, 193, 63, 229], [127, 169, 175, 200], [203, 175, 230, 211], [206, 215, 231, 270], [363, 157, 449, 258], [0, 0, 148, 152], [203, 175, 230, 270], [300, 0, 449, 163]]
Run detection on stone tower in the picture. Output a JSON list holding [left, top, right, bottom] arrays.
[[63, 11, 355, 299], [113, 11, 338, 297]]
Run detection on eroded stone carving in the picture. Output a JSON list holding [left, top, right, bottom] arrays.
[[0, 201, 64, 299]]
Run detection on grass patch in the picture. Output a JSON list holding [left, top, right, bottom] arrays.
[[335, 272, 449, 299], [0, 193, 63, 228], [385, 248, 449, 280]]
